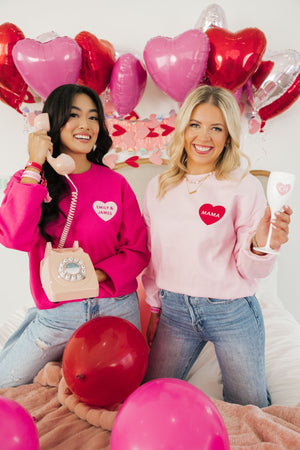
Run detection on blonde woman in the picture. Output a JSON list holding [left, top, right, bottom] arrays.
[[142, 85, 292, 407]]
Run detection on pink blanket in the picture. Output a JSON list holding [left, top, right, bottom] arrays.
[[0, 362, 299, 449]]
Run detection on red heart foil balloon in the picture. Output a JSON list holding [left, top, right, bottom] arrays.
[[252, 60, 274, 90], [75, 31, 115, 95], [206, 27, 267, 92], [259, 73, 300, 129], [0, 22, 27, 111]]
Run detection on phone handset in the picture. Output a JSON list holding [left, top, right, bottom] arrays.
[[33, 113, 75, 175], [33, 112, 76, 248]]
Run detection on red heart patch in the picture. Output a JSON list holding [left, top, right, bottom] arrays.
[[206, 27, 266, 92], [199, 204, 225, 225]]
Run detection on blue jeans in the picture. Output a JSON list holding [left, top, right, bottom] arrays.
[[144, 290, 271, 407], [0, 292, 141, 388]]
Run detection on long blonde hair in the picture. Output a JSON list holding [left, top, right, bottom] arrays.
[[158, 85, 250, 198]]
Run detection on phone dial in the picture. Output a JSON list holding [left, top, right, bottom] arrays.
[[35, 113, 99, 302]]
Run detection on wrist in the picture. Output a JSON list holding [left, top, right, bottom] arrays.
[[150, 306, 162, 315], [21, 170, 41, 184], [95, 269, 108, 282], [251, 234, 267, 256], [25, 161, 43, 172]]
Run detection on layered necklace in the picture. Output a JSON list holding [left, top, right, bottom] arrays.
[[185, 172, 212, 194]]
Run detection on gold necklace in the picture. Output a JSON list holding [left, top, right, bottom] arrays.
[[185, 173, 212, 194]]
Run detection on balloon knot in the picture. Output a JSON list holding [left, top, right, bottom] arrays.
[[76, 374, 86, 380]]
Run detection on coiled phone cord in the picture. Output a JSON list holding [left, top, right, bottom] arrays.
[[58, 175, 78, 249]]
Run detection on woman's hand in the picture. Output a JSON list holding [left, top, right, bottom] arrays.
[[146, 312, 161, 348], [253, 205, 293, 254], [95, 269, 108, 283], [28, 130, 53, 166]]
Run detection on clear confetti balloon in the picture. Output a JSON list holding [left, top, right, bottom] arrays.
[[253, 49, 300, 111], [194, 3, 228, 32]]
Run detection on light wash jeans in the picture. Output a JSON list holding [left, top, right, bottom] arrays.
[[0, 292, 141, 389], [144, 290, 271, 407]]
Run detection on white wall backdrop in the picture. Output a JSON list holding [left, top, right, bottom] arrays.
[[0, 0, 300, 322]]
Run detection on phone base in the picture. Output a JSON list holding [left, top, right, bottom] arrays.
[[40, 242, 99, 302]]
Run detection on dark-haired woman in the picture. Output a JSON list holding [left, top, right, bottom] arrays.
[[0, 84, 150, 388]]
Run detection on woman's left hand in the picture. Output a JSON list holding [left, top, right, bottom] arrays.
[[95, 269, 108, 283], [254, 205, 293, 253]]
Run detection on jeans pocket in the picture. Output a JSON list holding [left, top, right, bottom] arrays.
[[115, 294, 131, 301], [206, 297, 230, 304], [114, 292, 138, 302]]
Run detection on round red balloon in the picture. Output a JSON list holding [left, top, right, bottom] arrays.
[[0, 22, 27, 111], [206, 27, 266, 92], [75, 31, 115, 95], [62, 316, 148, 407]]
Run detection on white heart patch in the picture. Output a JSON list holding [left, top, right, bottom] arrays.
[[93, 201, 117, 221]]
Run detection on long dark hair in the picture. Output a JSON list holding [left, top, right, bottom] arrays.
[[38, 84, 112, 241]]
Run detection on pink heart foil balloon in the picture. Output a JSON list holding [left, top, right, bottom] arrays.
[[110, 53, 147, 116], [12, 36, 82, 99], [143, 29, 210, 103]]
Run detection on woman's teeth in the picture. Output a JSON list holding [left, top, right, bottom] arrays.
[[194, 145, 212, 153], [75, 134, 90, 141]]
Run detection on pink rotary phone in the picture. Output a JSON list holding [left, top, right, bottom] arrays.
[[36, 113, 99, 302]]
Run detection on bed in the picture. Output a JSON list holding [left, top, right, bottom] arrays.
[[0, 166, 300, 449]]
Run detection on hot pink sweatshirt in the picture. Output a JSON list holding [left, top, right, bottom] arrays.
[[142, 169, 276, 308], [0, 164, 150, 309]]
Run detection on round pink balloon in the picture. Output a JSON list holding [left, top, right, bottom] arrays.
[[12, 36, 82, 99], [110, 53, 147, 116], [143, 29, 210, 103], [110, 378, 230, 450], [0, 396, 39, 449]]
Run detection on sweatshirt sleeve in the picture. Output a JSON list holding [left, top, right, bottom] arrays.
[[234, 176, 276, 279], [95, 179, 150, 295], [0, 171, 48, 251], [141, 180, 162, 308]]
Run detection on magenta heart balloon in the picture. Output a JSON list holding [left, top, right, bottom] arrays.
[[12, 36, 82, 99], [143, 29, 210, 103], [110, 53, 147, 116]]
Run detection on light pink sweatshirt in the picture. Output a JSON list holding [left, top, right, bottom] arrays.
[[0, 164, 150, 309], [142, 169, 276, 308]]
